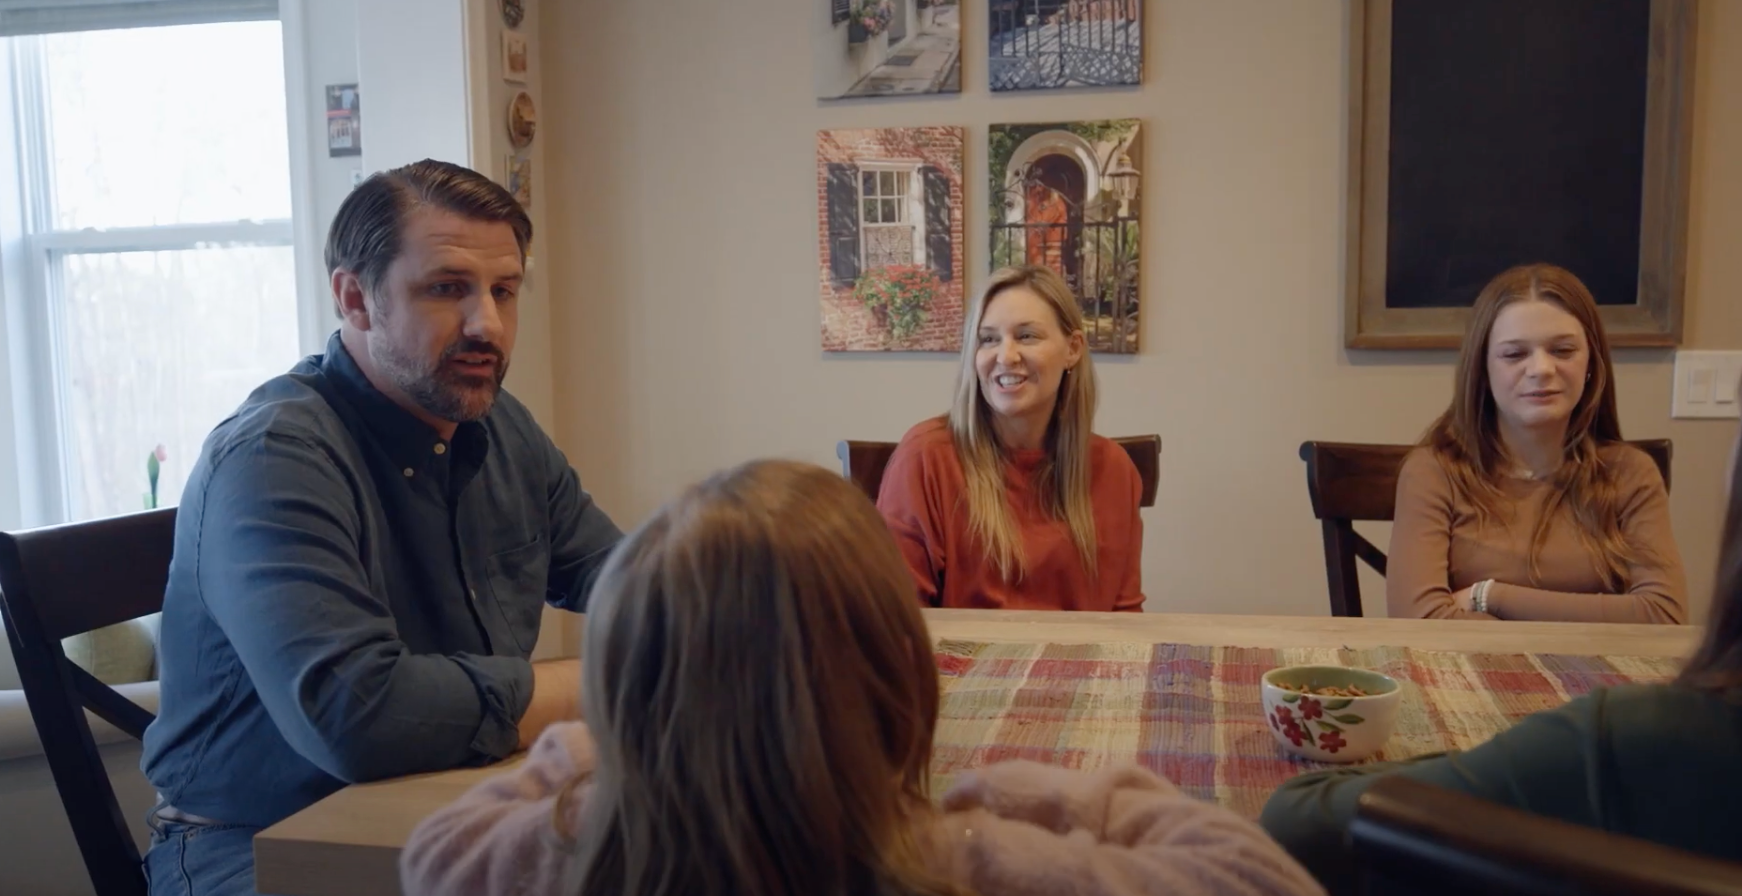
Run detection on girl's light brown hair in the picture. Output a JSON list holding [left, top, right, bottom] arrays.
[[1678, 389, 1742, 696], [948, 265, 1099, 581], [564, 460, 965, 896], [1422, 263, 1646, 589]]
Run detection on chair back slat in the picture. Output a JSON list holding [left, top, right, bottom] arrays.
[[838, 436, 1162, 508], [1352, 776, 1742, 896], [6, 509, 177, 641], [73, 665, 156, 739], [1299, 442, 1412, 523], [1352, 534, 1388, 576], [0, 507, 173, 896]]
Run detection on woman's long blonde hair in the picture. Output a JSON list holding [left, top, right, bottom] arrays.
[[1423, 263, 1646, 589], [948, 265, 1099, 582], [563, 460, 965, 896]]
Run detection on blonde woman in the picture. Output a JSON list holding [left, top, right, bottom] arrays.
[[399, 460, 1323, 896], [1388, 263, 1686, 622], [877, 265, 1145, 611]]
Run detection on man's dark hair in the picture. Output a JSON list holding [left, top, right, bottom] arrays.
[[324, 158, 532, 298]]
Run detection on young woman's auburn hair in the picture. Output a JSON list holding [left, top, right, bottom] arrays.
[[947, 265, 1099, 582], [1679, 402, 1742, 697], [1421, 263, 1648, 590], [560, 459, 968, 896]]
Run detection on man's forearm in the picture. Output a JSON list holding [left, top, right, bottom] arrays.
[[517, 659, 582, 750]]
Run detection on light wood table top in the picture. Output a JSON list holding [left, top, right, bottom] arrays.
[[254, 609, 1700, 896], [922, 609, 1702, 656]]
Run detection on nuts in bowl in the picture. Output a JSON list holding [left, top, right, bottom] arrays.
[[1261, 665, 1402, 763]]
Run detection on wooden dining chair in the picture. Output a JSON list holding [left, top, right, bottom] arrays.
[[1297, 442, 1411, 618], [0, 507, 176, 896], [836, 435, 1162, 507], [1299, 439, 1674, 618], [1351, 776, 1742, 896]]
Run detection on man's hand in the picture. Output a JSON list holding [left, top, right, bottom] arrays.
[[517, 658, 582, 751]]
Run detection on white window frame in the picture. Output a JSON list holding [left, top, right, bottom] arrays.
[[856, 159, 927, 269], [0, 5, 321, 529]]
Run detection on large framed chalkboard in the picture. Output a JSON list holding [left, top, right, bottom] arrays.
[[1344, 0, 1695, 349]]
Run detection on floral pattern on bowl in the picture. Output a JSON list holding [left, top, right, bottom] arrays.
[[1261, 665, 1402, 764]]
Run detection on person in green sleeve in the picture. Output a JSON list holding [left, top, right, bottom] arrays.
[[1260, 412, 1742, 894]]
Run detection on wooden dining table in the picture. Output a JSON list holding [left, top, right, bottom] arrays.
[[252, 609, 1700, 896]]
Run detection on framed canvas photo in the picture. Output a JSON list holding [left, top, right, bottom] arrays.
[[989, 119, 1142, 354], [1344, 0, 1695, 349], [814, 0, 960, 99], [989, 0, 1141, 91], [817, 127, 965, 352]]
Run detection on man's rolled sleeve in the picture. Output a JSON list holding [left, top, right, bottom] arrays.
[[449, 653, 533, 761]]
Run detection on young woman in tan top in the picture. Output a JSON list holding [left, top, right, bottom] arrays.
[[1265, 405, 1742, 892], [1387, 263, 1687, 623]]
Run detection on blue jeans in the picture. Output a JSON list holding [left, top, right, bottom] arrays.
[[143, 813, 265, 896]]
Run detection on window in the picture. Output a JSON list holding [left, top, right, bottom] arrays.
[[4, 17, 302, 524], [860, 167, 917, 269], [824, 160, 955, 287]]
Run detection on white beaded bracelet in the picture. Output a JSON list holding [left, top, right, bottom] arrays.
[[1473, 579, 1495, 614]]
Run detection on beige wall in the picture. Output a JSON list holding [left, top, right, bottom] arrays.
[[540, 0, 1742, 621]]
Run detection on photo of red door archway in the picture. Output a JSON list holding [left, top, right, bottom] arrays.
[[990, 119, 1142, 354]]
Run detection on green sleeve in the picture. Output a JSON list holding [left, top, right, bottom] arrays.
[[1258, 691, 1606, 893]]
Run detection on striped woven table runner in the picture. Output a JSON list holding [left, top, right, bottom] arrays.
[[930, 639, 1682, 819]]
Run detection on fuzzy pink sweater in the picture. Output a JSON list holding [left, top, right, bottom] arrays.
[[399, 722, 1324, 896]]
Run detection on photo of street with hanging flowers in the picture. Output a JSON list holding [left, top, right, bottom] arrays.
[[814, 0, 961, 99]]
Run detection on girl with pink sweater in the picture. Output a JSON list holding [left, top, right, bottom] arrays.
[[399, 460, 1323, 896]]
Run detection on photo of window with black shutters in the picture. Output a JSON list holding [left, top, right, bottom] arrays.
[[817, 127, 964, 352]]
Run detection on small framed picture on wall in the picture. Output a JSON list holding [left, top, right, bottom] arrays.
[[507, 91, 536, 148], [505, 154, 532, 210], [324, 83, 361, 157], [503, 30, 528, 83]]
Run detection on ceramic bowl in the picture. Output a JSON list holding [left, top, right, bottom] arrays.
[[1261, 665, 1402, 763]]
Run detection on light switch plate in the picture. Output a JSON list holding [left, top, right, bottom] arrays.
[[1671, 351, 1742, 419]]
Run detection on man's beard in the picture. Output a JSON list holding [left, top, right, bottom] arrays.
[[370, 334, 509, 423]]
